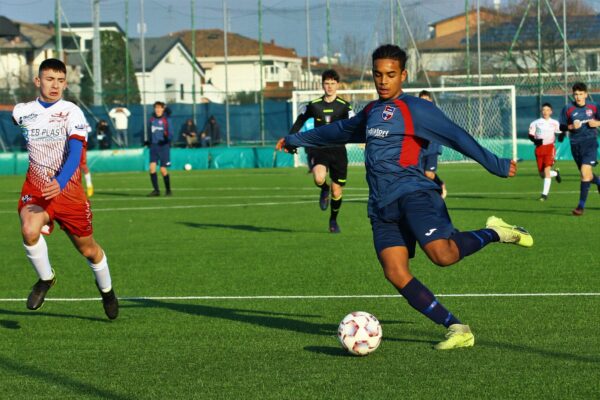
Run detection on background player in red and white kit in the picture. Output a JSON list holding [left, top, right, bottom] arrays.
[[13, 59, 118, 319], [528, 103, 562, 201]]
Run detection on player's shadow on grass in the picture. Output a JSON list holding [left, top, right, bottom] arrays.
[[0, 320, 20, 329], [178, 221, 296, 233], [0, 354, 134, 400], [0, 308, 109, 323], [128, 299, 336, 336]]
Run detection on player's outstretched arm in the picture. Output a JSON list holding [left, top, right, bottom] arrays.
[[283, 111, 367, 149], [413, 102, 512, 177]]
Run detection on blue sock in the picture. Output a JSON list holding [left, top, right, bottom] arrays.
[[450, 229, 499, 259], [578, 181, 591, 209], [593, 175, 600, 186], [399, 278, 461, 328]]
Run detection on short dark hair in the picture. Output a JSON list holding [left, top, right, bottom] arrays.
[[418, 90, 432, 99], [541, 102, 552, 109], [372, 44, 408, 69], [572, 82, 587, 92], [154, 101, 166, 108], [321, 69, 340, 82], [39, 58, 66, 76]]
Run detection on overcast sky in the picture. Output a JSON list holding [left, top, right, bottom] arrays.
[[1, 0, 598, 57]]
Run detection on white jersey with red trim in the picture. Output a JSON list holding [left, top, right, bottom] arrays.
[[528, 117, 560, 145], [13, 99, 88, 192]]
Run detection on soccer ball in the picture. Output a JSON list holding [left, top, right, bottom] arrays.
[[337, 311, 382, 356], [184, 163, 192, 171]]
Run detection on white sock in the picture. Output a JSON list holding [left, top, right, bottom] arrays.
[[542, 178, 552, 196], [85, 172, 92, 187], [23, 236, 54, 281], [550, 170, 557, 178], [88, 252, 112, 293]]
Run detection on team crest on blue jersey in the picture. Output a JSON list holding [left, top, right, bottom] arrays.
[[586, 109, 593, 117], [382, 105, 395, 121]]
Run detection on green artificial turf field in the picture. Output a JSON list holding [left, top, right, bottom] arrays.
[[0, 161, 598, 399]]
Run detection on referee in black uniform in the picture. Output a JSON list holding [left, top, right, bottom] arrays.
[[289, 69, 354, 233]]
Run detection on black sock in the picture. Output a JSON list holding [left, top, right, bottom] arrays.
[[593, 174, 600, 186], [163, 174, 171, 191], [316, 181, 329, 191], [330, 195, 342, 221], [150, 173, 159, 191], [432, 174, 444, 187], [450, 229, 499, 259], [399, 278, 461, 328]]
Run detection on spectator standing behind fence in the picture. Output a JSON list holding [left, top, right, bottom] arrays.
[[95, 120, 111, 149], [180, 119, 198, 148], [108, 106, 131, 148], [202, 115, 221, 146]]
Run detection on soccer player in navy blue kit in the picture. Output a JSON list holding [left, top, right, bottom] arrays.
[[277, 45, 533, 350], [418, 90, 447, 198], [558, 82, 600, 216], [148, 101, 173, 196]]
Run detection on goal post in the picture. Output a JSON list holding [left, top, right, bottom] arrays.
[[291, 85, 517, 166]]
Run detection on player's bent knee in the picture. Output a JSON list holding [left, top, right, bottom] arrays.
[[425, 245, 459, 267], [21, 225, 41, 245]]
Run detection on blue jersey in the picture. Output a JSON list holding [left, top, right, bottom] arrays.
[[559, 101, 600, 145], [285, 93, 511, 216], [421, 141, 442, 157], [149, 115, 173, 145]]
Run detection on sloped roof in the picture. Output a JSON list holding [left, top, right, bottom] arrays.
[[18, 21, 54, 48], [128, 36, 203, 73], [171, 29, 298, 59], [418, 14, 600, 52], [0, 16, 20, 36]]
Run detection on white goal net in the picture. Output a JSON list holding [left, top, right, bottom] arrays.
[[291, 86, 517, 166]]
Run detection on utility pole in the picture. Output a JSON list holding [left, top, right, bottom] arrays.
[[258, 0, 264, 145], [55, 0, 63, 60], [125, 0, 130, 106], [326, 0, 331, 68], [191, 0, 196, 123], [465, 0, 470, 84], [476, 0, 481, 85], [140, 0, 147, 142], [537, 0, 542, 110], [224, 0, 230, 146], [563, 0, 568, 102], [306, 0, 311, 87], [390, 0, 394, 44], [92, 0, 102, 105]]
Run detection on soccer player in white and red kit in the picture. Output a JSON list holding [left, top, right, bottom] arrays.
[[13, 59, 118, 319], [528, 102, 562, 201]]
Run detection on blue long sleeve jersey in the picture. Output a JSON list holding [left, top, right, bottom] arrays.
[[285, 93, 511, 216], [559, 101, 600, 144]]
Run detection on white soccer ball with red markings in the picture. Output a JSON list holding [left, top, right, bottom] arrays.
[[337, 311, 382, 356]]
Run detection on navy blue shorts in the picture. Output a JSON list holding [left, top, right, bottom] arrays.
[[150, 144, 171, 167], [370, 190, 457, 258], [422, 154, 439, 172], [570, 139, 598, 168]]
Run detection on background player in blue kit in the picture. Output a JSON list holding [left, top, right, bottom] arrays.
[[417, 90, 447, 198], [559, 82, 600, 216], [277, 44, 533, 350], [147, 101, 173, 197]]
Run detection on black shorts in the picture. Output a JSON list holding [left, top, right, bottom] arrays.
[[150, 144, 171, 167], [306, 146, 348, 186], [570, 139, 598, 169]]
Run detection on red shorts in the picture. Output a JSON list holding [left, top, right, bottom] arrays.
[[18, 180, 93, 237], [535, 144, 555, 172]]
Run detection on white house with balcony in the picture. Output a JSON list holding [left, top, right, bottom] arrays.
[[172, 29, 303, 99]]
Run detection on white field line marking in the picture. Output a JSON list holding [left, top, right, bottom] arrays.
[[0, 293, 599, 302], [0, 194, 368, 204], [0, 198, 369, 213]]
